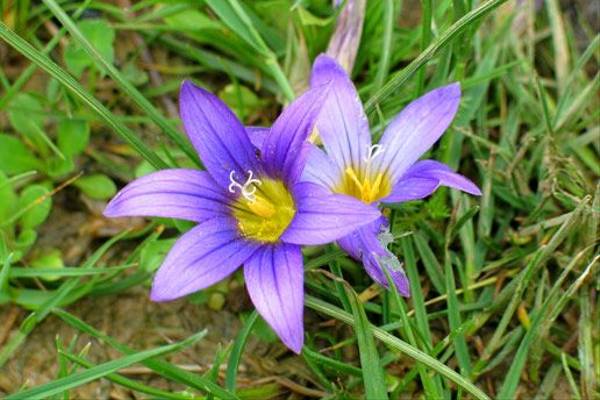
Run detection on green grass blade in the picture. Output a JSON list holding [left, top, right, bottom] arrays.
[[53, 309, 239, 399], [225, 311, 258, 392], [61, 351, 197, 400], [345, 286, 388, 399], [365, 0, 508, 111], [305, 295, 490, 400], [6, 330, 207, 400], [41, 0, 198, 165], [0, 22, 167, 169]]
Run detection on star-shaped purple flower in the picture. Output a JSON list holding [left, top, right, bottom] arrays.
[[104, 80, 381, 353], [300, 55, 482, 297]]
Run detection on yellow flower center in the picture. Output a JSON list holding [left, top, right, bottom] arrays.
[[231, 178, 296, 243], [335, 166, 392, 204]]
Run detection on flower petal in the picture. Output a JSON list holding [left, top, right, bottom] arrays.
[[381, 177, 439, 203], [246, 126, 269, 150], [262, 86, 330, 184], [310, 54, 371, 172], [281, 182, 380, 245], [244, 243, 304, 353], [382, 160, 481, 203], [179, 81, 260, 189], [150, 217, 259, 302], [338, 220, 410, 297], [400, 160, 481, 195], [104, 169, 229, 222], [301, 144, 340, 190], [374, 83, 461, 183]]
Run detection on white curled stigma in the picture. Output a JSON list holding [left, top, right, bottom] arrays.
[[363, 144, 385, 164], [229, 170, 262, 203]]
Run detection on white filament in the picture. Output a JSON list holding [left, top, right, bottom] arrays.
[[228, 170, 261, 202], [363, 144, 384, 163]]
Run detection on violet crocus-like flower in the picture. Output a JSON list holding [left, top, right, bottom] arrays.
[[104, 80, 381, 353], [301, 55, 482, 297]]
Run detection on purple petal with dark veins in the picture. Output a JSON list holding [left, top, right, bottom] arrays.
[[382, 160, 481, 203], [104, 169, 230, 222], [246, 126, 269, 150], [338, 219, 410, 297], [150, 217, 259, 302], [244, 243, 304, 353], [301, 144, 340, 190], [281, 182, 380, 245], [179, 81, 261, 190], [374, 83, 462, 184], [310, 54, 371, 173], [262, 85, 330, 185]]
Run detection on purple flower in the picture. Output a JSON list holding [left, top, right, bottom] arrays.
[[301, 55, 482, 297], [104, 81, 381, 353]]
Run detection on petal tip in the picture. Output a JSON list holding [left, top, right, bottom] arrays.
[[149, 282, 177, 303], [284, 335, 304, 354]]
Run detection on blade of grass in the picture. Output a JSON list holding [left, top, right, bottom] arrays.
[[205, 0, 294, 101], [41, 0, 198, 165], [371, 0, 394, 93], [53, 309, 238, 399], [345, 286, 388, 399], [225, 311, 258, 392], [496, 250, 597, 398], [0, 231, 129, 367], [365, 0, 508, 111], [305, 295, 490, 400], [61, 351, 198, 400], [0, 22, 167, 169], [6, 330, 207, 400]]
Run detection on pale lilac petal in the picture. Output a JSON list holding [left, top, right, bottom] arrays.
[[374, 83, 461, 183], [150, 217, 259, 302], [382, 160, 481, 203], [338, 220, 410, 297], [262, 86, 330, 185], [401, 160, 481, 195], [310, 54, 371, 172], [104, 169, 229, 222], [300, 144, 340, 190], [244, 244, 304, 353], [280, 182, 380, 245], [246, 126, 269, 150], [179, 81, 260, 189], [381, 177, 439, 203]]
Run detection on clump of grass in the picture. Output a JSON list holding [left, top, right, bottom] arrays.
[[0, 1, 597, 398]]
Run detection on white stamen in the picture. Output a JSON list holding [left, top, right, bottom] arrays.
[[364, 144, 384, 163], [228, 170, 262, 202]]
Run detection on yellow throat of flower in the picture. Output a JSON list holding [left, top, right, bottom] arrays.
[[336, 166, 391, 204], [231, 178, 295, 243]]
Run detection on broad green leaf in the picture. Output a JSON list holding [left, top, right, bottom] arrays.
[[0, 21, 168, 169], [0, 134, 42, 175], [139, 238, 175, 273], [14, 228, 37, 254], [74, 174, 116, 200], [18, 184, 52, 229], [30, 248, 64, 281], [57, 119, 89, 157], [46, 156, 75, 178], [0, 171, 18, 222], [7, 93, 45, 143], [164, 8, 222, 30], [64, 19, 115, 77], [218, 84, 265, 120]]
